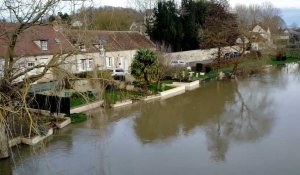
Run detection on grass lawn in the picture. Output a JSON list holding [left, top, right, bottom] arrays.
[[199, 67, 233, 80], [269, 57, 300, 65], [70, 113, 87, 123], [104, 90, 142, 104], [149, 82, 174, 94], [70, 96, 96, 108], [198, 54, 300, 80]]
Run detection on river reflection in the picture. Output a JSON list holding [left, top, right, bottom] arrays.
[[1, 64, 300, 175], [133, 78, 275, 162], [134, 80, 237, 144]]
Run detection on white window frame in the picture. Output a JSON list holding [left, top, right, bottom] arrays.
[[0, 59, 3, 78], [109, 57, 113, 67], [40, 40, 48, 51], [79, 44, 86, 52], [81, 59, 86, 71], [88, 59, 93, 69]]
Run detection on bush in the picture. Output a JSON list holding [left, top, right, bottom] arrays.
[[70, 113, 87, 123], [275, 53, 287, 61]]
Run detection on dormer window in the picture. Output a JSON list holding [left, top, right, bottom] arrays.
[[54, 38, 60, 44], [79, 44, 86, 52], [40, 40, 48, 51]]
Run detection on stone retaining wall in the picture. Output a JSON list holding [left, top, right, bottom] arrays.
[[172, 80, 200, 91], [111, 100, 133, 108], [167, 46, 241, 63], [159, 86, 186, 99], [70, 100, 104, 114], [9, 128, 54, 147]]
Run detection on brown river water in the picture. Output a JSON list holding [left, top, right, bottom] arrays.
[[1, 64, 300, 175]]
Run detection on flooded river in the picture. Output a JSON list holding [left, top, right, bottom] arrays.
[[1, 64, 300, 175]]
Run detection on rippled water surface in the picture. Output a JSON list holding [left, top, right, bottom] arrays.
[[1, 64, 300, 175]]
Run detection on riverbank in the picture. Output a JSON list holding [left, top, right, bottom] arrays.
[[3, 64, 300, 175], [8, 55, 300, 149], [199, 54, 300, 80], [7, 79, 201, 148]]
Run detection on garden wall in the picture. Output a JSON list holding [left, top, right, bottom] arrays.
[[70, 100, 104, 114], [167, 46, 241, 63], [172, 80, 200, 91], [159, 86, 186, 99]]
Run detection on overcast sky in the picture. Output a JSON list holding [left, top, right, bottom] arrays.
[[229, 0, 300, 8], [64, 0, 300, 26], [98, 0, 300, 8]]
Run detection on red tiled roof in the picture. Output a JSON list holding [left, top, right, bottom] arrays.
[[0, 23, 73, 58], [66, 30, 155, 52]]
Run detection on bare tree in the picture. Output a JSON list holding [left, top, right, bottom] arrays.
[[0, 0, 102, 159], [235, 2, 286, 42], [127, 0, 157, 14], [127, 0, 158, 33], [201, 0, 240, 72]]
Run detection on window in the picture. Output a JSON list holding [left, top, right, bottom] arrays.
[[81, 59, 86, 70], [88, 59, 93, 69], [41, 40, 48, 51], [115, 69, 124, 72], [105, 57, 114, 68], [27, 62, 35, 67], [0, 60, 3, 78], [79, 44, 86, 52], [54, 38, 60, 44], [108, 57, 113, 67]]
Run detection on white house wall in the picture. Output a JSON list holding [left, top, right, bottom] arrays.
[[105, 50, 137, 72], [11, 55, 56, 83], [0, 59, 4, 78], [69, 50, 137, 74]]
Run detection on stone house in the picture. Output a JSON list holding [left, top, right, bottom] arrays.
[[0, 23, 73, 83], [0, 23, 155, 84], [66, 30, 155, 74], [286, 28, 300, 48], [250, 25, 290, 51], [251, 25, 275, 51]]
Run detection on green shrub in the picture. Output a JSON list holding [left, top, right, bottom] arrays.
[[70, 113, 87, 123]]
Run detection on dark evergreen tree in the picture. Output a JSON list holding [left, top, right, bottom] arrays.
[[148, 1, 183, 52], [48, 15, 56, 22], [181, 0, 199, 50], [149, 0, 238, 52], [181, 0, 207, 50]]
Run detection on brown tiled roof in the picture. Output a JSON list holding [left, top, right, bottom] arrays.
[[0, 23, 73, 58], [66, 30, 155, 52]]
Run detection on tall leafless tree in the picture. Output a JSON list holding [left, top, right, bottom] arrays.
[[0, 0, 104, 159]]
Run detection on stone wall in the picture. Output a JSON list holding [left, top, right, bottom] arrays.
[[166, 46, 241, 63]]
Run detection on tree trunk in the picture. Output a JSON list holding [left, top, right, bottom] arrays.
[[144, 72, 149, 85], [156, 79, 161, 91], [0, 123, 9, 159]]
